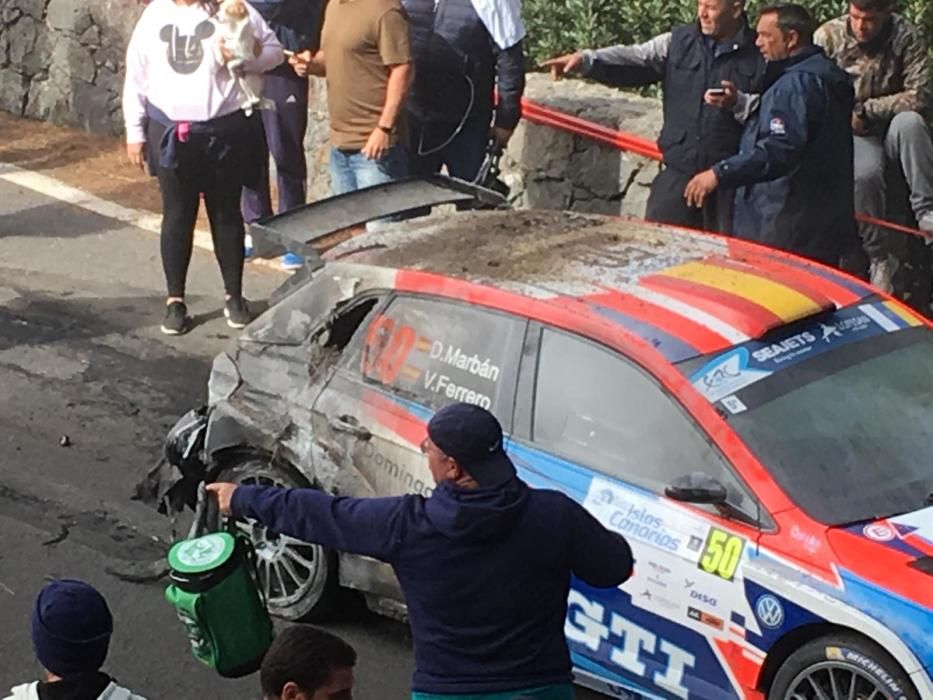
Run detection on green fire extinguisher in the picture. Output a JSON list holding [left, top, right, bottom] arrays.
[[165, 483, 274, 678]]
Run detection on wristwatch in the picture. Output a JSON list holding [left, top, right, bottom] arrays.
[[377, 124, 393, 134]]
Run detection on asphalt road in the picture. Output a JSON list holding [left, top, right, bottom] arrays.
[[0, 173, 419, 699]]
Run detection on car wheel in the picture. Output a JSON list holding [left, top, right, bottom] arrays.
[[768, 633, 918, 700], [215, 454, 341, 622]]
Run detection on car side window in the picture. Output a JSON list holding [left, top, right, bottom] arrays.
[[532, 328, 757, 517], [341, 295, 525, 417]]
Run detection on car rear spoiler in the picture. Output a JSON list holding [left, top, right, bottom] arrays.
[[248, 175, 508, 267]]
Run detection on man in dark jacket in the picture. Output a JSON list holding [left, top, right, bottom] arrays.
[[685, 4, 857, 266], [242, 0, 325, 270], [208, 403, 633, 699], [543, 0, 765, 233], [403, 0, 525, 184]]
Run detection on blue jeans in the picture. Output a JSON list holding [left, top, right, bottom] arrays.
[[329, 145, 406, 228], [408, 112, 490, 182]]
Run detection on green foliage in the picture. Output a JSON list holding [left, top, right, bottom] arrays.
[[523, 0, 933, 68]]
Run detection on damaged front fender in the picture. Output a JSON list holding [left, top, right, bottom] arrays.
[[133, 407, 209, 514]]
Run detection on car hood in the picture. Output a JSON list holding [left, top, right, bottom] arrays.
[[826, 505, 933, 672]]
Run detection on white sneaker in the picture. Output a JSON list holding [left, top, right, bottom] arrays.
[[869, 254, 899, 293], [918, 212, 933, 245], [919, 211, 933, 232]]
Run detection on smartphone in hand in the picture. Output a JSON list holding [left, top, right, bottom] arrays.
[[706, 88, 727, 97]]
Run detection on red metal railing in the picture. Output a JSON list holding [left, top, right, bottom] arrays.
[[521, 97, 932, 241]]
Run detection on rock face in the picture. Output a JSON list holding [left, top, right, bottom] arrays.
[[0, 0, 141, 135], [1, 3, 663, 215], [503, 73, 661, 218]]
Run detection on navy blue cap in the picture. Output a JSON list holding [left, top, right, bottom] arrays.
[[427, 403, 516, 487], [31, 579, 113, 678]]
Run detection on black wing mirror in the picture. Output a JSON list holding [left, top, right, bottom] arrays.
[[665, 472, 727, 505]]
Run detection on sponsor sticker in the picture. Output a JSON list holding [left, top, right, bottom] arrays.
[[688, 305, 892, 403], [720, 395, 747, 415], [690, 348, 771, 403], [698, 527, 746, 581], [790, 525, 822, 554], [585, 478, 710, 562], [755, 594, 785, 629], [863, 522, 896, 542], [688, 606, 724, 630]]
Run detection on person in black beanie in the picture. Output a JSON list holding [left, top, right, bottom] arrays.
[[3, 580, 146, 700], [208, 403, 634, 699]]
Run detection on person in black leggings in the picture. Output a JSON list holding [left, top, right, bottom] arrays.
[[123, 0, 283, 335], [147, 113, 259, 333]]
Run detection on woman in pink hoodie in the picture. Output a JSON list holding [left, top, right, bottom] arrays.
[[122, 0, 283, 335]]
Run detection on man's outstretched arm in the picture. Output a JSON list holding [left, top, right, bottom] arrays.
[[210, 483, 408, 563]]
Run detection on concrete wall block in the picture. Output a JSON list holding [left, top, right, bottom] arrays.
[[0, 68, 28, 114], [47, 0, 93, 34], [71, 80, 112, 132], [17, 0, 48, 20], [523, 177, 573, 211], [24, 75, 68, 122], [79, 24, 101, 48], [54, 36, 97, 83], [8, 15, 39, 66]]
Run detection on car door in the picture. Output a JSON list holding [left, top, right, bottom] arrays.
[[509, 325, 767, 700], [311, 292, 527, 499]]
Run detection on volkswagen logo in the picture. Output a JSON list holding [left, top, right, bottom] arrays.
[[755, 594, 784, 629]]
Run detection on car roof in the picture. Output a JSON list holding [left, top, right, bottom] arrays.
[[326, 210, 876, 363]]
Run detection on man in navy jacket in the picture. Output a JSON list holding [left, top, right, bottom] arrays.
[[685, 4, 857, 266], [402, 0, 526, 184], [208, 403, 633, 698]]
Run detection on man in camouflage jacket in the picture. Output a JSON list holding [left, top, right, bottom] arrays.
[[815, 0, 933, 292]]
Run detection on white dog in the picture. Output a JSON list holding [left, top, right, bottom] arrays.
[[212, 0, 274, 116]]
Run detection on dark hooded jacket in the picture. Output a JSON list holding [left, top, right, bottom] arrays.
[[401, 0, 525, 129], [248, 0, 325, 77], [713, 46, 857, 263], [232, 478, 633, 694], [586, 18, 766, 175]]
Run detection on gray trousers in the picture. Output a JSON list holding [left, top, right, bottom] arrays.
[[855, 111, 933, 261]]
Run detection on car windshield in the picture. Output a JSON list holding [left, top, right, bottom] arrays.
[[714, 326, 933, 526]]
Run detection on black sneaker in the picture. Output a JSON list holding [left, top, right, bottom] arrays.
[[161, 301, 190, 335], [224, 297, 251, 329]]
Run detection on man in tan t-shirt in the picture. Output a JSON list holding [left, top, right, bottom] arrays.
[[292, 0, 412, 208]]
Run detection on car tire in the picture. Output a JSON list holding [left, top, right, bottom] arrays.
[[214, 454, 342, 622], [768, 632, 919, 700]]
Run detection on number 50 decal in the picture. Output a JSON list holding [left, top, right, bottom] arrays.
[[698, 527, 745, 581]]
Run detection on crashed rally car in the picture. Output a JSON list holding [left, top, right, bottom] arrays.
[[144, 178, 933, 700]]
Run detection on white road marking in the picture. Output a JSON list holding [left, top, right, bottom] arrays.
[[0, 162, 283, 273]]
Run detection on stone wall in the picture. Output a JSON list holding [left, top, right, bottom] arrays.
[[0, 0, 662, 216], [0, 0, 141, 135]]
